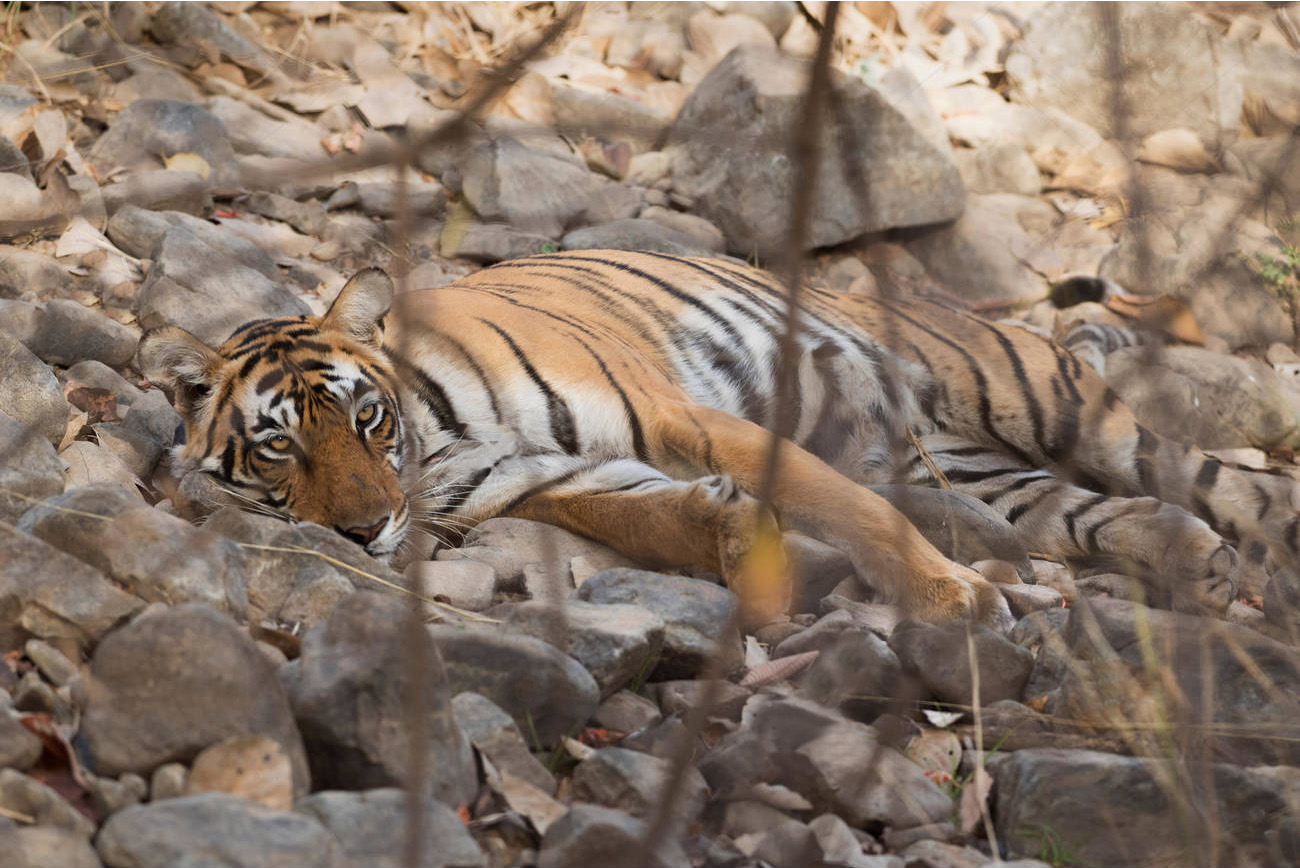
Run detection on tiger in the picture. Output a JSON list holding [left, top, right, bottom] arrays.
[[137, 250, 1299, 630]]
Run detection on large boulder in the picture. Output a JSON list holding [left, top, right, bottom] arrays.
[[77, 606, 310, 795], [666, 45, 964, 258], [1005, 3, 1242, 150], [285, 592, 477, 807]]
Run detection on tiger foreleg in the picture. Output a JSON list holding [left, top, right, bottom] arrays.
[[650, 405, 1014, 630], [502, 459, 792, 627]]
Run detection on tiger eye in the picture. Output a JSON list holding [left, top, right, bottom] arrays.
[[357, 404, 378, 424], [268, 435, 291, 451]]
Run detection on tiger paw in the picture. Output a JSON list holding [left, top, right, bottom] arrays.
[[906, 560, 1014, 633]]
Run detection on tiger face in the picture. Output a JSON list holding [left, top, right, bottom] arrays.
[[138, 269, 412, 559]]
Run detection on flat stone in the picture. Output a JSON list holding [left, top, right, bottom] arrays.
[[444, 221, 555, 264], [577, 568, 743, 680], [451, 518, 639, 594], [88, 99, 237, 186], [667, 45, 963, 258], [207, 96, 326, 161], [0, 412, 63, 524], [27, 299, 138, 368], [96, 793, 337, 868], [720, 800, 820, 867], [430, 626, 600, 747], [0, 826, 101, 868], [0, 711, 42, 771], [889, 619, 1033, 707], [0, 769, 95, 837], [296, 788, 485, 868], [505, 600, 665, 697], [0, 331, 67, 447], [407, 559, 497, 613], [451, 691, 555, 795], [0, 521, 143, 653], [101, 170, 211, 216], [785, 532, 854, 615], [562, 218, 719, 257], [991, 748, 1292, 866], [572, 747, 707, 823], [1000, 583, 1064, 618], [798, 628, 904, 723], [286, 593, 476, 807], [77, 605, 310, 795], [537, 804, 687, 868], [593, 690, 661, 735]]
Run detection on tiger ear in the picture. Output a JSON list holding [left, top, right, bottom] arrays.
[[137, 326, 223, 411], [322, 268, 393, 345]]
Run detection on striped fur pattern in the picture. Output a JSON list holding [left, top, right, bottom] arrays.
[[1060, 321, 1165, 376], [140, 251, 1300, 625]]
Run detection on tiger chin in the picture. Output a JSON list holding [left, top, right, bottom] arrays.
[[139, 251, 1300, 632]]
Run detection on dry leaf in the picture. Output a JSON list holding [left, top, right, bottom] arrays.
[[185, 735, 293, 810], [1103, 292, 1206, 345], [739, 649, 819, 688], [60, 440, 144, 494], [921, 708, 965, 729], [1137, 128, 1218, 173], [959, 765, 993, 834], [482, 756, 567, 835], [163, 152, 212, 180]]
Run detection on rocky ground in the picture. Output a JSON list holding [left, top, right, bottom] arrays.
[[2, 2, 1300, 867]]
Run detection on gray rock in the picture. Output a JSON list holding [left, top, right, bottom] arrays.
[[64, 361, 146, 406], [204, 509, 374, 626], [553, 84, 671, 152], [667, 45, 963, 258], [149, 2, 277, 80], [1005, 2, 1241, 150], [407, 559, 497, 613], [799, 628, 904, 722], [120, 390, 181, 454], [445, 221, 555, 263], [653, 679, 751, 722], [462, 134, 596, 238], [101, 170, 210, 217], [137, 224, 309, 346], [818, 595, 905, 639], [572, 746, 709, 822], [88, 99, 236, 187], [452, 518, 639, 594], [242, 192, 327, 237], [719, 800, 821, 867], [1106, 345, 1300, 449], [0, 134, 30, 180], [637, 206, 726, 253], [0, 332, 67, 447], [593, 690, 662, 735], [577, 569, 742, 680], [20, 485, 247, 614], [870, 484, 1033, 579], [562, 218, 719, 257], [810, 812, 884, 867], [700, 696, 952, 829], [351, 181, 448, 220], [903, 194, 1052, 307], [0, 826, 101, 868], [430, 626, 600, 747], [24, 639, 78, 687], [954, 143, 1041, 196], [97, 793, 337, 868], [901, 840, 990, 868], [207, 96, 325, 161], [0, 769, 95, 837], [991, 748, 1290, 866], [889, 619, 1033, 706], [0, 711, 42, 771], [580, 182, 646, 225], [1041, 598, 1300, 766], [286, 593, 476, 807], [27, 300, 138, 368], [451, 691, 555, 795], [106, 207, 278, 277], [785, 532, 854, 615], [149, 763, 187, 802], [296, 788, 485, 868], [505, 600, 665, 697], [537, 803, 687, 868], [0, 521, 143, 652], [0, 412, 63, 524], [773, 609, 856, 658], [77, 605, 309, 795], [0, 247, 78, 300], [85, 424, 163, 481]]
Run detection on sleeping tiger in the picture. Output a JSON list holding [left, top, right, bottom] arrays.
[[138, 250, 1297, 629]]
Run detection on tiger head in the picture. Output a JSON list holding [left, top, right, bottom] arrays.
[[138, 269, 412, 559]]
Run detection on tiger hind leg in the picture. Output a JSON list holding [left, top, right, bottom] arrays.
[[902, 434, 1240, 613]]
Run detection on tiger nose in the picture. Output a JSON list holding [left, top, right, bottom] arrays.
[[338, 518, 387, 547]]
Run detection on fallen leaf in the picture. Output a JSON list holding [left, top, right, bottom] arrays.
[[905, 728, 962, 779], [921, 708, 965, 729], [482, 756, 567, 835]]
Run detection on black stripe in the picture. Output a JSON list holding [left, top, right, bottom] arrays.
[[1063, 493, 1109, 543], [1196, 459, 1221, 490], [875, 298, 1037, 465], [480, 320, 579, 454], [959, 312, 1047, 454], [389, 351, 460, 434], [496, 466, 588, 517], [979, 473, 1055, 504], [571, 335, 648, 463], [1006, 485, 1061, 524], [442, 466, 493, 514]]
